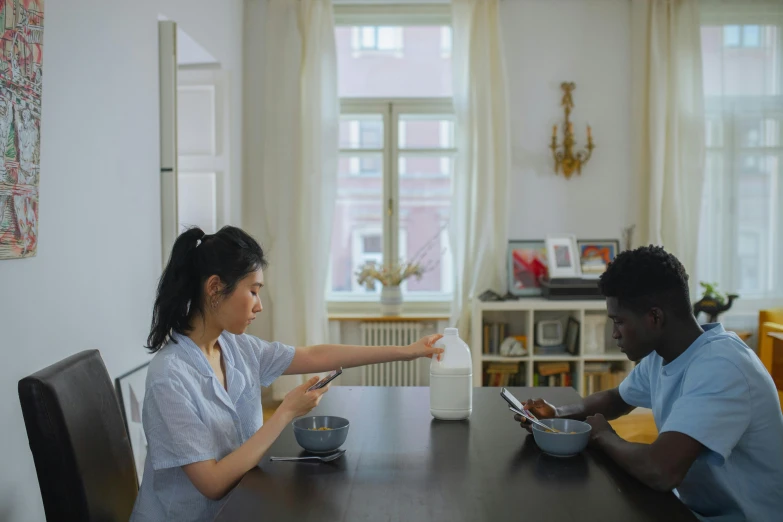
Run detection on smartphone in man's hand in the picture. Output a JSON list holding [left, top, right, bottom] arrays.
[[500, 387, 525, 412]]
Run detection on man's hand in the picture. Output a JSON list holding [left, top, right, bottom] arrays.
[[514, 398, 558, 433], [585, 413, 615, 443]]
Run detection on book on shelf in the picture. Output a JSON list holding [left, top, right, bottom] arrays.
[[584, 370, 629, 395], [537, 362, 571, 376], [583, 362, 612, 373], [534, 344, 568, 356], [532, 371, 572, 387], [483, 362, 525, 387], [482, 321, 507, 355]]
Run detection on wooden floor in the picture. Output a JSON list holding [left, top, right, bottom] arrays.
[[263, 401, 659, 443]]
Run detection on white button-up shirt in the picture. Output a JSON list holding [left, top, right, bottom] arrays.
[[130, 331, 295, 522]]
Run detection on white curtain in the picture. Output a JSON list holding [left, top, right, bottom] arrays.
[[254, 0, 338, 400], [449, 0, 510, 339], [631, 0, 705, 283]]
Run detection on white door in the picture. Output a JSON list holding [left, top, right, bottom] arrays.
[[176, 68, 230, 236], [158, 21, 178, 266]]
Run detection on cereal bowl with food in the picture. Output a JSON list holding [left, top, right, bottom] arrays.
[[292, 415, 350, 454], [531, 418, 591, 458]]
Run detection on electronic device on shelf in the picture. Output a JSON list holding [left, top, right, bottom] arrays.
[[539, 276, 602, 300], [535, 320, 564, 347]]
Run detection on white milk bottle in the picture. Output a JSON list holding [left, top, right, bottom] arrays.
[[429, 328, 472, 420]]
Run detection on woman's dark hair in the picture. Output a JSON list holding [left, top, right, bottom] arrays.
[[598, 245, 692, 318], [146, 225, 268, 353]]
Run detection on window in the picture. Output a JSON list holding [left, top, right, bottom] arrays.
[[331, 9, 454, 303], [351, 26, 403, 54], [723, 25, 741, 47], [723, 25, 762, 48], [350, 228, 382, 293], [341, 116, 383, 176], [698, 16, 783, 300], [743, 25, 761, 47], [440, 27, 452, 58]]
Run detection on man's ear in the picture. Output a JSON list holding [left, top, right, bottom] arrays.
[[649, 307, 665, 329]]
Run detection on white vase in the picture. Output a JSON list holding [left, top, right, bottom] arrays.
[[380, 285, 402, 316]]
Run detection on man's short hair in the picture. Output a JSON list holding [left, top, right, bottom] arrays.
[[598, 245, 692, 317]]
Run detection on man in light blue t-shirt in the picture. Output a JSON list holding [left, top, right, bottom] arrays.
[[516, 246, 783, 521]]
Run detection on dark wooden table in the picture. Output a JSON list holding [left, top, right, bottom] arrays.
[[215, 387, 696, 522]]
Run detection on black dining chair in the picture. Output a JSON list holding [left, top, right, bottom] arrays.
[[18, 349, 139, 521]]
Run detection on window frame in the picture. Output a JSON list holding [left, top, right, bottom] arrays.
[[329, 98, 455, 310]]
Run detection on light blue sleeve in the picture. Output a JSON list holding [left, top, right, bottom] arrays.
[[618, 355, 653, 409], [659, 356, 751, 465], [245, 335, 296, 387], [143, 378, 219, 471]]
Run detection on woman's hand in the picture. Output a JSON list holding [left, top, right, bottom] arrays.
[[404, 334, 445, 361], [278, 376, 329, 419], [514, 398, 558, 433]]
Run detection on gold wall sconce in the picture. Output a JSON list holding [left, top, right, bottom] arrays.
[[550, 82, 595, 179]]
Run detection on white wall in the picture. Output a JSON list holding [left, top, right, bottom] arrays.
[[501, 0, 635, 241], [0, 1, 243, 521]]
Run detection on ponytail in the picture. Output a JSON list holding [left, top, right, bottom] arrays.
[[145, 225, 267, 353], [146, 227, 205, 352]]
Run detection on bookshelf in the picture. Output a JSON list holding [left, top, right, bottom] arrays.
[[470, 298, 634, 395]]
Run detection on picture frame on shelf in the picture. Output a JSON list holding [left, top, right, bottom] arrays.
[[565, 317, 580, 355], [545, 235, 580, 279], [115, 362, 150, 484], [577, 239, 620, 279], [507, 239, 548, 296], [583, 315, 607, 354]]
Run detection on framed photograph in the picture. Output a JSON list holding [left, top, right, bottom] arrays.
[[565, 317, 580, 355], [545, 235, 580, 279], [577, 239, 620, 278], [115, 362, 149, 483], [507, 240, 548, 296]]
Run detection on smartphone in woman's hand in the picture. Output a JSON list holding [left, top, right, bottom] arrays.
[[307, 368, 343, 391]]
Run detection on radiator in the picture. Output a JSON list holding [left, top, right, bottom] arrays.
[[360, 322, 422, 386]]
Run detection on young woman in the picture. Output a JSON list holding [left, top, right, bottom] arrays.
[[130, 226, 443, 522]]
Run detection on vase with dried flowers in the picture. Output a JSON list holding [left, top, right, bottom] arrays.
[[355, 226, 446, 315]]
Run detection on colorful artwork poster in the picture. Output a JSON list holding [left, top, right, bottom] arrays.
[[0, 0, 43, 259], [577, 240, 620, 276], [508, 240, 548, 296]]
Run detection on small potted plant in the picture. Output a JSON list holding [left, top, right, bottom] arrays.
[[692, 281, 739, 323]]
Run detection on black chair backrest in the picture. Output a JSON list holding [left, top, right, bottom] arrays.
[[18, 350, 139, 521]]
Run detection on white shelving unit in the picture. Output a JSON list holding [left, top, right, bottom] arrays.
[[470, 298, 634, 395]]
